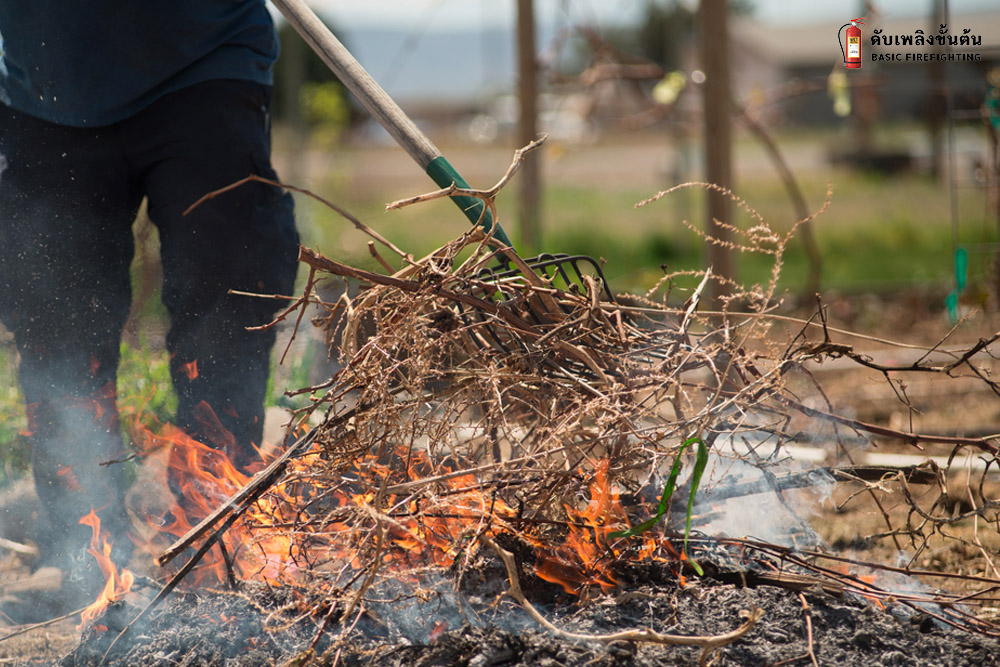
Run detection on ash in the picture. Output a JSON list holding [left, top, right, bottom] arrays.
[[355, 583, 1000, 667], [62, 583, 319, 667], [64, 561, 1000, 667]]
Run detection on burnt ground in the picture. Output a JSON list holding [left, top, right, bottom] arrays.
[[55, 553, 1000, 667], [59, 583, 309, 667], [358, 585, 998, 667], [4, 291, 1000, 665]]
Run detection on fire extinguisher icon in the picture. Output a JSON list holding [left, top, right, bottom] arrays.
[[838, 17, 865, 69]]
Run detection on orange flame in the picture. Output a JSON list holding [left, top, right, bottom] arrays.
[[529, 459, 684, 596], [57, 465, 84, 493], [121, 401, 683, 603], [181, 360, 198, 381], [533, 459, 627, 594], [78, 509, 135, 628], [128, 410, 302, 586]]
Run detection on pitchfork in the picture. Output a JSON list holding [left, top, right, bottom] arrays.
[[271, 0, 617, 354]]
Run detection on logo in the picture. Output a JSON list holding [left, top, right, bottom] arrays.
[[869, 24, 984, 64], [838, 18, 866, 69]]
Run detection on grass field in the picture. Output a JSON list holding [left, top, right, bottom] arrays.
[[291, 124, 998, 300], [0, 123, 996, 483]]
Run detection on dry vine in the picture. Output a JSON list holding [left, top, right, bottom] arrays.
[[149, 158, 1000, 662]]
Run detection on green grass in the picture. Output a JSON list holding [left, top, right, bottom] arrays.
[[116, 338, 177, 429], [0, 341, 30, 486], [2, 126, 996, 482], [298, 166, 996, 299]]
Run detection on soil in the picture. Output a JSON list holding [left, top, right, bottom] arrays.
[[59, 583, 314, 667], [359, 585, 998, 667], [48, 552, 1000, 667]]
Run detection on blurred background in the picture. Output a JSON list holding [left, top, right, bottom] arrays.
[[269, 0, 1000, 307], [2, 0, 999, 482]]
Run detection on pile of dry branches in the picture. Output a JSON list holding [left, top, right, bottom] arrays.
[[156, 171, 1000, 657]]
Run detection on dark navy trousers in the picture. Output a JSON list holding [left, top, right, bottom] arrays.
[[0, 79, 299, 561]]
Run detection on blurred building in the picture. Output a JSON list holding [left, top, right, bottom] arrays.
[[730, 10, 1000, 127]]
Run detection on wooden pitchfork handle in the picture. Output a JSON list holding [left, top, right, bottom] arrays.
[[269, 0, 514, 247]]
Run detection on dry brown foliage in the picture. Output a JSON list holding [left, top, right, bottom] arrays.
[[166, 174, 1000, 654]]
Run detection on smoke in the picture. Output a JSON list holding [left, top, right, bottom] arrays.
[[353, 573, 537, 643], [664, 428, 837, 550]]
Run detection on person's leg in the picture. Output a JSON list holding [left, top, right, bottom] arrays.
[[0, 105, 139, 582], [127, 80, 299, 472]]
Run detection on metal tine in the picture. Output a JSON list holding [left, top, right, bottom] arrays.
[[526, 256, 677, 366], [518, 255, 582, 327], [463, 284, 520, 354], [457, 253, 619, 361]]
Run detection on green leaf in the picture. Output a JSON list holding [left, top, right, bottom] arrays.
[[609, 436, 707, 576], [683, 438, 708, 575]]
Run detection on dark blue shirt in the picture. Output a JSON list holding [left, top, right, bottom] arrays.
[[0, 1, 278, 127]]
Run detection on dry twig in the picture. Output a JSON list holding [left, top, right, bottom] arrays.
[[480, 535, 763, 667], [150, 170, 1000, 655]]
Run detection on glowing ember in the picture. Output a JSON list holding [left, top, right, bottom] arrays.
[[56, 465, 84, 492], [181, 360, 198, 381]]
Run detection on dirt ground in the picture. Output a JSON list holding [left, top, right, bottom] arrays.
[[28, 547, 1000, 667], [2, 291, 999, 665]]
